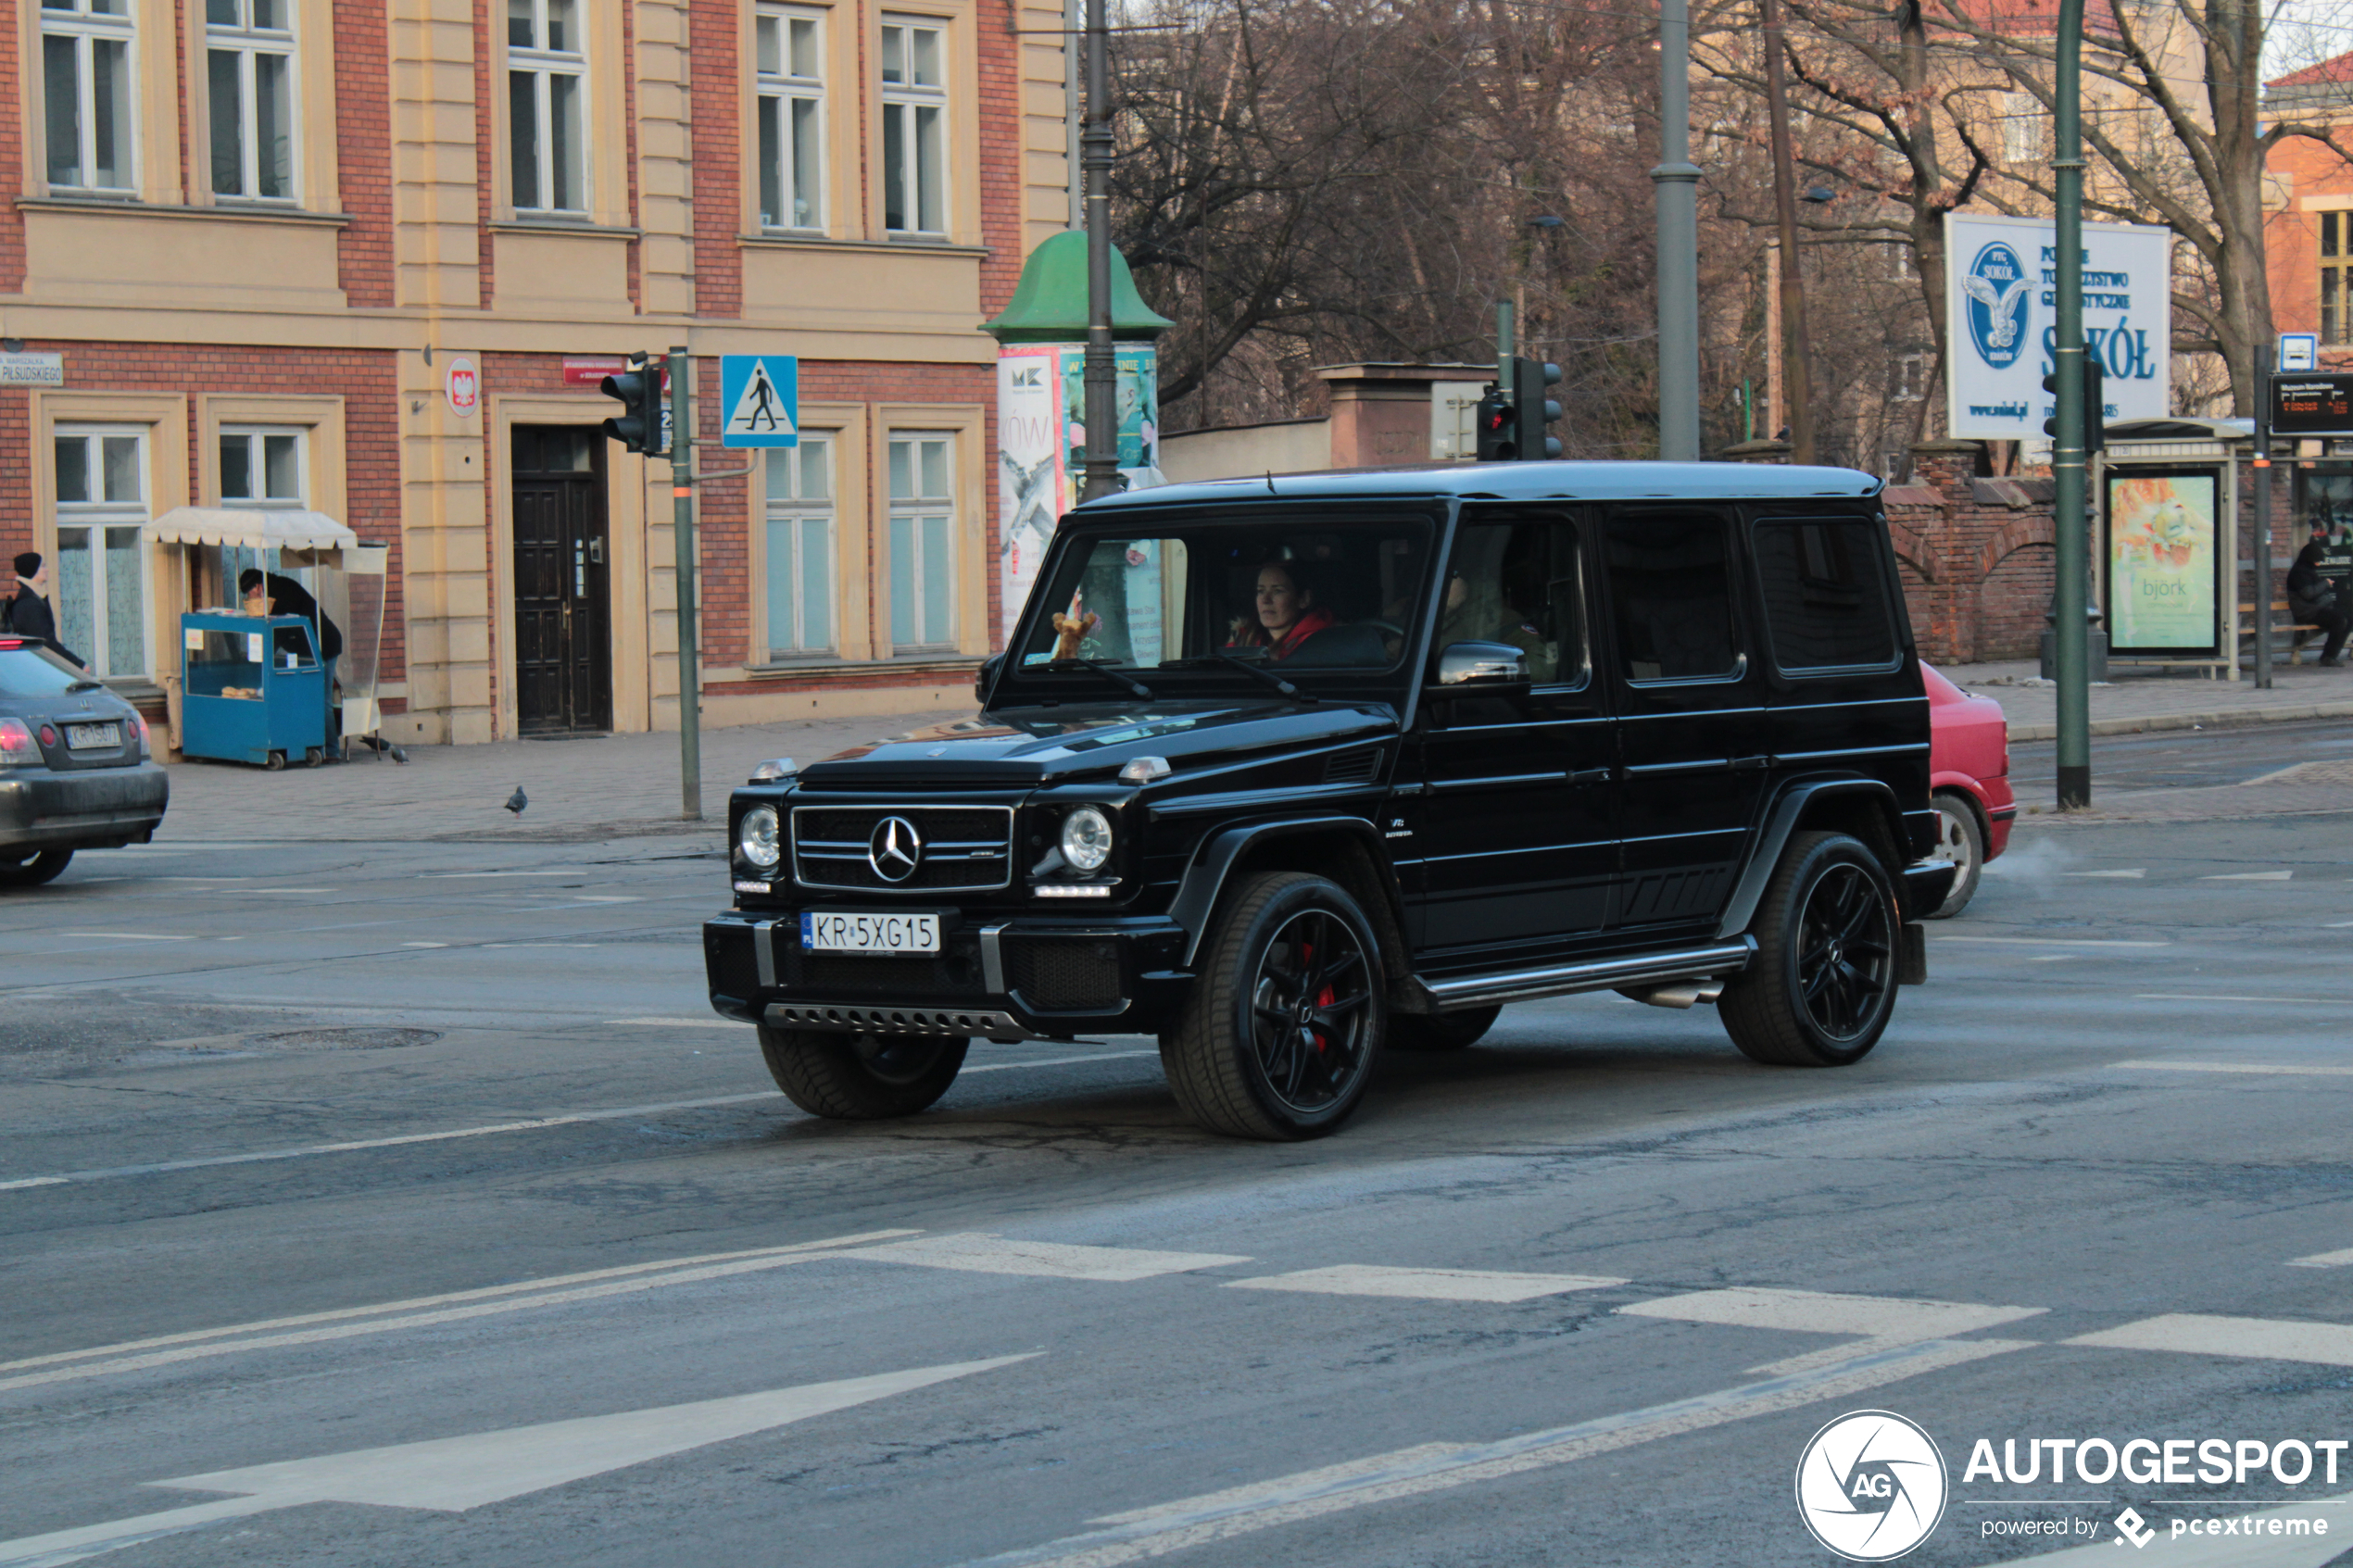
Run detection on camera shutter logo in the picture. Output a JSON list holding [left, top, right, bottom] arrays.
[[1961, 243, 2033, 370], [868, 816, 924, 883], [1794, 1410, 1948, 1561]]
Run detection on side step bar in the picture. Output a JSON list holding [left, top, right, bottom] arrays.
[[1419, 938, 1757, 1012]]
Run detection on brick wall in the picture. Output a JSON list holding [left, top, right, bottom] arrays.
[[334, 0, 396, 307], [688, 0, 742, 319], [1881, 441, 2057, 663], [0, 0, 24, 294], [975, 0, 1024, 316]]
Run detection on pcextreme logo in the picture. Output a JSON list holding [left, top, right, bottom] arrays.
[[1795, 1410, 1949, 1562]]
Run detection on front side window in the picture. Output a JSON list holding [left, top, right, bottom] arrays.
[[52, 425, 148, 679], [1439, 516, 1586, 686], [509, 0, 585, 213], [887, 433, 954, 650], [879, 18, 946, 234], [207, 0, 294, 200], [1604, 509, 1743, 683], [1752, 518, 1898, 672], [2325, 213, 2350, 346], [756, 6, 824, 230], [42, 0, 134, 191], [764, 438, 834, 658]]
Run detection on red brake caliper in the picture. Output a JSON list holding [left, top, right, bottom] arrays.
[[1302, 941, 1331, 1053]]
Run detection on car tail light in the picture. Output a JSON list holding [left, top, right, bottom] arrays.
[[0, 719, 37, 767], [37, 723, 57, 748]]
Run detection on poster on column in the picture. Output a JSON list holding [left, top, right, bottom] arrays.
[[997, 346, 1068, 640], [1944, 212, 2173, 443], [2104, 466, 2221, 658]]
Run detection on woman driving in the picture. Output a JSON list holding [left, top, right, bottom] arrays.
[[1227, 555, 1336, 661]]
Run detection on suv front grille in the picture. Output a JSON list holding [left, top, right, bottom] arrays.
[[1005, 938, 1124, 1010], [791, 805, 1014, 892]]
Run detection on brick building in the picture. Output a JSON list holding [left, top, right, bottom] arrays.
[[0, 0, 1075, 745]]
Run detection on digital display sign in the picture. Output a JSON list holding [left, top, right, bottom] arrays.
[[2271, 373, 2353, 435]]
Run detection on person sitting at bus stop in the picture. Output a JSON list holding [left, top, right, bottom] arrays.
[[2288, 520, 2350, 668], [240, 569, 343, 664]]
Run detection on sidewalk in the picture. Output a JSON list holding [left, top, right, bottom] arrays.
[[1939, 658, 2353, 742], [156, 708, 967, 846]]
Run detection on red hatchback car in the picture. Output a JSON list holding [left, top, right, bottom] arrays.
[[1922, 662, 2014, 916]]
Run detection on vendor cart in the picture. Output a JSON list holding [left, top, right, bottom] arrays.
[[179, 611, 328, 769]]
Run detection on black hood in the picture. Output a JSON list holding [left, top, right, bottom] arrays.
[[797, 699, 1398, 788]]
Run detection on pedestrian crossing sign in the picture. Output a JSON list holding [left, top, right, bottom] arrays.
[[719, 355, 799, 447]]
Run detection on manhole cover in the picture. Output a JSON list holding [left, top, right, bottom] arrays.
[[245, 1027, 443, 1052]]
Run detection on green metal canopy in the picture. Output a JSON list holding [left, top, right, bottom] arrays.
[[982, 230, 1173, 344]]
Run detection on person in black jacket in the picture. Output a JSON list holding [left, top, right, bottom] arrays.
[[6, 552, 86, 668], [239, 569, 342, 663], [2289, 521, 2351, 667]]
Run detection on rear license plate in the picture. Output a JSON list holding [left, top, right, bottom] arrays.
[[64, 722, 120, 750], [801, 910, 941, 956]]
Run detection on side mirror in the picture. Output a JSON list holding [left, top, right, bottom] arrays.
[[1435, 641, 1529, 687], [975, 653, 1004, 703]]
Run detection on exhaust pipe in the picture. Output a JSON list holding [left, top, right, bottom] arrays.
[[1616, 978, 1725, 1010]]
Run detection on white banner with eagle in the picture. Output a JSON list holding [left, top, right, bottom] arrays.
[[1943, 211, 2173, 444]]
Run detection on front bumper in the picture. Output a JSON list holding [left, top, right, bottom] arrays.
[[0, 762, 170, 849], [703, 909, 1191, 1041]]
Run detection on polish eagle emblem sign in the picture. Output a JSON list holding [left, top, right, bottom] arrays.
[[1960, 243, 2034, 369]]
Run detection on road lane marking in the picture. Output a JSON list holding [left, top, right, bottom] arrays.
[[2068, 1313, 2353, 1367], [2286, 1248, 2353, 1268], [420, 871, 582, 878], [961, 1050, 1157, 1074], [610, 1015, 743, 1028], [951, 1336, 2030, 1568], [1224, 1265, 1625, 1303], [0, 1231, 921, 1394], [1618, 1287, 2045, 1376], [839, 1234, 1250, 1282], [2107, 1059, 2353, 1076], [2202, 871, 2294, 881], [221, 888, 337, 895], [0, 1356, 1033, 1567], [1930, 936, 2171, 947], [2133, 996, 2352, 1009], [53, 933, 194, 942], [2065, 869, 2145, 878]]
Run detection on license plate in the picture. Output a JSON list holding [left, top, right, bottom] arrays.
[[801, 910, 941, 955], [64, 722, 120, 750]]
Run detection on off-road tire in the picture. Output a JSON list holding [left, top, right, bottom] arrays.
[[0, 848, 71, 887], [757, 1026, 968, 1119], [1386, 1005, 1501, 1053], [1719, 829, 1899, 1067], [1160, 870, 1386, 1140], [1924, 790, 1984, 919]]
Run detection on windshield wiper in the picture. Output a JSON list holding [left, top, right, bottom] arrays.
[[1037, 659, 1154, 701], [1165, 653, 1317, 704]]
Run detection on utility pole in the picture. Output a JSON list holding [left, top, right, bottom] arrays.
[[2051, 0, 2090, 808], [1078, 0, 1118, 502], [2253, 361, 2274, 688], [1652, 0, 1702, 460], [1759, 0, 1815, 463], [668, 345, 701, 820]]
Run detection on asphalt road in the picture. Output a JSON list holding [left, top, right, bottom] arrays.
[[6, 763, 2353, 1567], [2007, 715, 2353, 794]]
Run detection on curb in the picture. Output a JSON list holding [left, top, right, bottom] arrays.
[[2007, 700, 2353, 744]]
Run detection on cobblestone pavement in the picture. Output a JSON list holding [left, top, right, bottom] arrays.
[[157, 708, 967, 845]]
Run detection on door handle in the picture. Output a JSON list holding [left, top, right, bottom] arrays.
[[1730, 755, 1771, 772], [1567, 767, 1613, 785]]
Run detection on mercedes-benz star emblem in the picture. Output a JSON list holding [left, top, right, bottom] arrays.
[[867, 816, 923, 883]]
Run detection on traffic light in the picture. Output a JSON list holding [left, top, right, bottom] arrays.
[[1511, 358, 1564, 459], [1475, 383, 1515, 461], [600, 356, 664, 455], [2042, 358, 2106, 455]]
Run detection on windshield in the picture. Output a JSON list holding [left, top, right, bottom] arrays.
[[1013, 518, 1435, 677]]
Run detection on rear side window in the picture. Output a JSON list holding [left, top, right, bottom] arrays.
[[1604, 509, 1742, 682], [0, 646, 83, 697], [1752, 518, 1898, 672]]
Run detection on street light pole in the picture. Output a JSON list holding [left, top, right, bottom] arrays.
[[1759, 0, 1815, 464], [1078, 0, 1119, 503], [2052, 0, 2090, 808], [1652, 0, 1703, 460]]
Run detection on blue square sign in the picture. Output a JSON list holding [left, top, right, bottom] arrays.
[[719, 355, 799, 447]]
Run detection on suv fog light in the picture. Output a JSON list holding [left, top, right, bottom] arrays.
[[1061, 806, 1114, 871], [737, 805, 782, 868]]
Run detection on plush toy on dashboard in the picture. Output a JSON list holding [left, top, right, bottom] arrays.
[[1051, 585, 1098, 660]]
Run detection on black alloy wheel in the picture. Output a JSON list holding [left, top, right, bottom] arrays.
[[757, 1025, 969, 1119], [0, 848, 72, 887], [1162, 871, 1386, 1139], [1719, 829, 1899, 1067]]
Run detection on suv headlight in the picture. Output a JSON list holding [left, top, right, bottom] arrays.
[[737, 805, 782, 869], [1061, 806, 1114, 872]]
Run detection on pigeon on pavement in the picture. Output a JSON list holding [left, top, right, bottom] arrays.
[[505, 786, 528, 815]]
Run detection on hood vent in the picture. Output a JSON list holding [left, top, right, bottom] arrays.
[[1324, 747, 1381, 785]]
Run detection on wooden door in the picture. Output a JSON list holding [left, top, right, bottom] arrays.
[[512, 427, 611, 734]]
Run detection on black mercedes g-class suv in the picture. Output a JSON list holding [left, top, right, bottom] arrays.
[[704, 462, 1954, 1140]]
